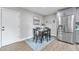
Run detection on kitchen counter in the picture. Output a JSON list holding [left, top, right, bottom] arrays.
[[75, 30, 79, 43], [75, 29, 79, 31]]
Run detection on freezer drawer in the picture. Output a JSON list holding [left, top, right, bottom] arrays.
[[62, 33, 74, 43]]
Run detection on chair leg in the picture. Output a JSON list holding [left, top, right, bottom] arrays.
[[47, 35, 49, 42], [41, 38, 42, 43], [45, 35, 48, 42], [33, 36, 35, 41], [35, 36, 38, 43], [49, 33, 51, 40], [40, 35, 43, 43]]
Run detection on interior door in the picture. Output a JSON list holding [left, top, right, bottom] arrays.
[[2, 8, 20, 46], [0, 8, 1, 47]]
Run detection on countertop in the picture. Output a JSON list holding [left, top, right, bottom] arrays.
[[75, 29, 79, 31]]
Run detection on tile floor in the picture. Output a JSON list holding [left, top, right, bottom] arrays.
[[0, 40, 79, 51]]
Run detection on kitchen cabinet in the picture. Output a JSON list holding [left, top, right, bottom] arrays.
[[76, 8, 79, 22], [59, 8, 76, 17], [75, 30, 79, 43]]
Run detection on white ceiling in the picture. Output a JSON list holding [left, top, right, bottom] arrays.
[[22, 7, 65, 16]]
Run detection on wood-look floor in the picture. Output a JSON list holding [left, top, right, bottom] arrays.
[[0, 40, 79, 51]]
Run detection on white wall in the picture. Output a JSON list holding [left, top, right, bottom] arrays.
[[0, 7, 44, 46], [4, 8, 58, 41], [20, 10, 44, 40], [44, 14, 58, 36], [1, 7, 59, 46]]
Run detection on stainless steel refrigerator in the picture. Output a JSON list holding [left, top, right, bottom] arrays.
[[57, 15, 75, 44]]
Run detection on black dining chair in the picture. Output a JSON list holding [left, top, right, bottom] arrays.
[[33, 28, 43, 43], [44, 27, 51, 41], [33, 29, 36, 41], [43, 30, 49, 42], [48, 28, 51, 40]]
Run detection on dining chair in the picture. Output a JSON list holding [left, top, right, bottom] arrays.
[[48, 29, 51, 40], [44, 27, 51, 41], [43, 30, 49, 42], [33, 28, 43, 43], [33, 29, 36, 41]]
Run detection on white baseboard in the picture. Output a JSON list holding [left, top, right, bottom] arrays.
[[1, 35, 56, 48], [1, 36, 33, 48], [22, 36, 33, 40]]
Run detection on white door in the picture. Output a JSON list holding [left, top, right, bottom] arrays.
[[2, 8, 20, 46], [0, 8, 1, 47]]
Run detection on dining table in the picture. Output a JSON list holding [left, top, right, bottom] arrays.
[[33, 27, 51, 43]]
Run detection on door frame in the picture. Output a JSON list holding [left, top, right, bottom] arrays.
[[0, 8, 2, 48]]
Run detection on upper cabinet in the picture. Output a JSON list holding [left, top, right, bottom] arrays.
[[76, 8, 79, 22], [58, 8, 76, 16], [57, 8, 76, 25], [57, 7, 79, 22]]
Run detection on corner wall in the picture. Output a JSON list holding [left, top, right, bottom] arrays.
[[20, 10, 44, 40], [43, 14, 58, 36]]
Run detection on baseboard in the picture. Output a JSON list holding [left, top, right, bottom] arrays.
[[22, 36, 33, 40], [1, 36, 33, 48], [1, 35, 56, 48]]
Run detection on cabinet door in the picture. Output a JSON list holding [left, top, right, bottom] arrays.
[[75, 8, 79, 22], [76, 31, 79, 43]]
